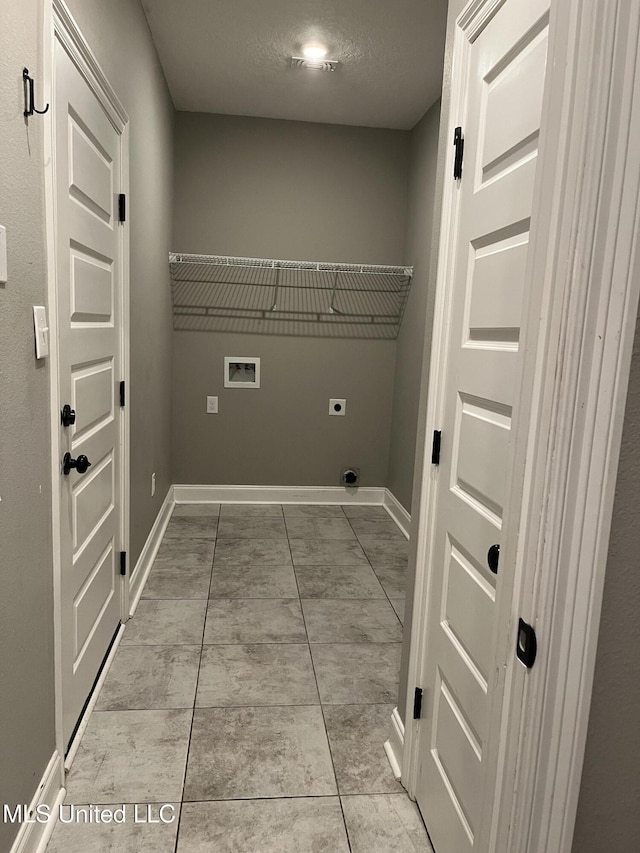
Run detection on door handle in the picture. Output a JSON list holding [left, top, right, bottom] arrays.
[[61, 404, 76, 427], [63, 452, 91, 476]]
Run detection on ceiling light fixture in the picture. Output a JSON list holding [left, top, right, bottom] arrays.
[[291, 40, 338, 72], [302, 42, 328, 60]]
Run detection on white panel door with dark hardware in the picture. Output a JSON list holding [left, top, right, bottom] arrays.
[[53, 34, 127, 751], [414, 2, 550, 851]]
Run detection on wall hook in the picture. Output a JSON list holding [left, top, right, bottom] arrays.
[[23, 67, 49, 118]]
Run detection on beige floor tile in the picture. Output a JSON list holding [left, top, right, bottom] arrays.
[[47, 803, 179, 852], [219, 504, 283, 517], [209, 564, 297, 598], [285, 517, 356, 540], [302, 599, 402, 643], [183, 706, 336, 800], [142, 564, 211, 599], [341, 794, 433, 852], [96, 646, 201, 710], [121, 600, 206, 646], [217, 516, 287, 538], [177, 798, 349, 852], [196, 644, 318, 707], [65, 710, 191, 804], [203, 598, 306, 644], [311, 643, 401, 704], [213, 538, 292, 567], [294, 565, 385, 599], [323, 704, 404, 794], [289, 539, 369, 567]]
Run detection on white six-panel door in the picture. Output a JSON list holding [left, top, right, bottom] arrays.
[[53, 33, 126, 751], [415, 1, 550, 851]]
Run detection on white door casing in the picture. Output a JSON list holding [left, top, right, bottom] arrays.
[[411, 2, 550, 852], [49, 0, 130, 752]]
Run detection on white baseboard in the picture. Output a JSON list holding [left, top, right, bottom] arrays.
[[384, 706, 406, 782], [173, 484, 387, 505], [64, 622, 126, 771], [9, 751, 65, 853], [128, 485, 175, 617], [383, 490, 411, 539]]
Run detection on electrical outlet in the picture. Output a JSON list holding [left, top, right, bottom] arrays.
[[151, 472, 156, 497], [329, 398, 346, 416], [207, 396, 219, 414]]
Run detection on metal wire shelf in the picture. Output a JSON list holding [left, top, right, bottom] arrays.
[[169, 253, 413, 339]]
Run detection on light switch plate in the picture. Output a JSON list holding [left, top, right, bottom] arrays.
[[0, 225, 7, 284], [33, 306, 49, 359]]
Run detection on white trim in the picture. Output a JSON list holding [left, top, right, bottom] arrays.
[[384, 707, 406, 781], [63, 622, 126, 771], [128, 486, 175, 617], [382, 490, 411, 539], [459, 0, 508, 41], [52, 0, 128, 129], [173, 484, 387, 506], [8, 751, 65, 853], [42, 0, 66, 790], [118, 122, 131, 617]]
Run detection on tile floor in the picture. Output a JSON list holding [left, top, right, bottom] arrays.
[[47, 503, 433, 852]]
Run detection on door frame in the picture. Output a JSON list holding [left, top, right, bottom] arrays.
[[43, 0, 130, 770], [403, 1, 640, 852]]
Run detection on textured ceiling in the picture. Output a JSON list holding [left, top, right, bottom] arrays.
[[141, 0, 447, 129]]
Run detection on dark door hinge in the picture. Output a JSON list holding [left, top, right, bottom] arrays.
[[516, 618, 537, 669], [119, 381, 125, 407], [453, 126, 464, 180], [413, 687, 423, 720], [431, 430, 442, 465], [118, 193, 126, 223], [120, 551, 127, 576]]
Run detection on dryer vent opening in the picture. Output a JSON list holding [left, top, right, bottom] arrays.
[[341, 468, 360, 487]]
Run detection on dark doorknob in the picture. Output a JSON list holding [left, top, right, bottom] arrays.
[[487, 543, 500, 574], [63, 452, 91, 476], [61, 404, 76, 427]]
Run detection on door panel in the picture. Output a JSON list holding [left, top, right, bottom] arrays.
[[71, 359, 115, 441], [55, 37, 124, 750], [416, 2, 550, 851], [70, 248, 114, 323], [74, 541, 116, 661]]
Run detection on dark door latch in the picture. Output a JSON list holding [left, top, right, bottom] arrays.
[[63, 453, 91, 476]]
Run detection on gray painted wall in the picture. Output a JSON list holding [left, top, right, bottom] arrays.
[[172, 113, 409, 487], [173, 332, 395, 487], [0, 5, 56, 849], [571, 315, 640, 853], [173, 112, 409, 263], [65, 0, 174, 566], [387, 101, 441, 512]]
